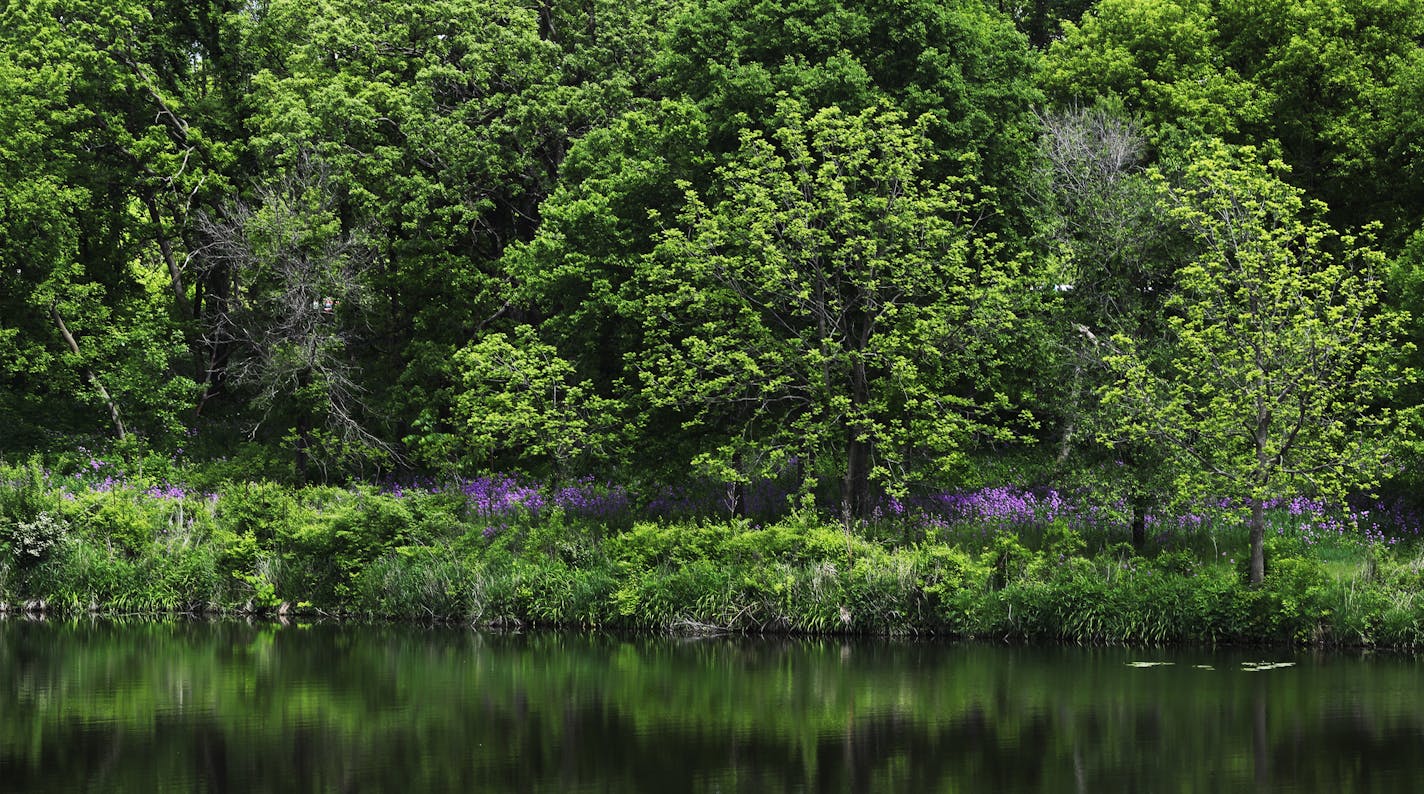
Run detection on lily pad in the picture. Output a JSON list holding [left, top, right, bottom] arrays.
[[1242, 661, 1296, 672]]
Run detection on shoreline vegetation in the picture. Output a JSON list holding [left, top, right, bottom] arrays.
[[8, 0, 1424, 663], [5, 457, 1424, 649]]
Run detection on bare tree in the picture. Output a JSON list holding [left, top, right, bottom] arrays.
[[194, 156, 396, 480], [1035, 106, 1174, 549], [1036, 105, 1162, 333]]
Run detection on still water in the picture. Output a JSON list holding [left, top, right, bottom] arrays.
[[1, 618, 1421, 793]]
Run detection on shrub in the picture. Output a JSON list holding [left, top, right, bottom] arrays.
[[5, 512, 69, 564], [215, 481, 302, 546], [1264, 555, 1330, 642], [614, 558, 731, 629], [67, 491, 157, 556], [0, 459, 59, 526], [987, 533, 1035, 590]]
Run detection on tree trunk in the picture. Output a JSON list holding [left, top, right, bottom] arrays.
[[844, 434, 870, 523], [842, 355, 872, 524], [145, 194, 193, 321], [195, 258, 233, 417], [295, 370, 311, 484], [1249, 496, 1266, 586], [729, 451, 746, 518], [1250, 406, 1271, 585], [50, 304, 126, 440], [1057, 363, 1082, 464], [1131, 499, 1147, 553]]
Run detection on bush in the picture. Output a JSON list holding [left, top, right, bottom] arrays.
[[1263, 555, 1330, 642], [0, 459, 59, 526], [215, 481, 303, 547], [6, 512, 69, 564], [916, 544, 989, 629], [0, 460, 67, 567], [67, 491, 157, 556]]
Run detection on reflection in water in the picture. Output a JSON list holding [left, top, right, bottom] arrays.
[[0, 618, 1421, 792]]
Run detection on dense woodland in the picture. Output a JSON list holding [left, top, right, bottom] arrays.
[[5, 0, 1424, 608]]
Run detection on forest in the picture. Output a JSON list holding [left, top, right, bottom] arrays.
[[4, 0, 1424, 638]]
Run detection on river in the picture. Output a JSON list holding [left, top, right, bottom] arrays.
[[1, 618, 1420, 792]]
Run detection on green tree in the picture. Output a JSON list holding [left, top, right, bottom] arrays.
[[498, 101, 714, 479], [660, 0, 1042, 214], [0, 0, 207, 446], [1387, 226, 1424, 492], [1214, 0, 1424, 239], [1042, 0, 1267, 142], [640, 103, 1031, 522], [1043, 0, 1424, 242], [452, 326, 623, 476], [245, 0, 559, 461], [512, 0, 1042, 480], [247, 0, 681, 469], [1003, 0, 1099, 49], [1099, 141, 1413, 583]]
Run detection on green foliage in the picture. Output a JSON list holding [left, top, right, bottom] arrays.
[[4, 468, 1424, 646], [67, 491, 158, 557], [0, 460, 63, 535], [452, 326, 624, 474], [4, 513, 69, 565], [6, 0, 1424, 648], [1044, 0, 1424, 236], [641, 102, 1035, 516], [1262, 555, 1331, 642], [1043, 0, 1266, 141], [0, 0, 227, 445], [1099, 140, 1415, 581], [353, 546, 476, 619], [270, 489, 415, 605], [659, 0, 1043, 210]]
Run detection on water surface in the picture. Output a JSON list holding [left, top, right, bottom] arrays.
[[1, 618, 1420, 792]]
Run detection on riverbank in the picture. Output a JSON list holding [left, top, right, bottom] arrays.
[[3, 459, 1423, 647]]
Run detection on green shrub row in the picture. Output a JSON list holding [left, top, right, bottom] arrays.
[[5, 467, 1424, 647]]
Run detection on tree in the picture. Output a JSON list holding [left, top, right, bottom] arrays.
[[1386, 226, 1424, 495], [1041, 0, 1267, 142], [0, 2, 205, 446], [1034, 105, 1176, 549], [1213, 0, 1424, 240], [195, 159, 391, 481], [452, 326, 623, 476], [512, 0, 1042, 481], [639, 103, 1030, 522], [243, 0, 686, 468], [1098, 141, 1413, 584], [1043, 0, 1424, 244], [1003, 0, 1099, 49], [659, 0, 1043, 219]]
